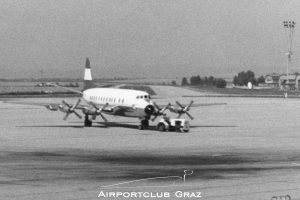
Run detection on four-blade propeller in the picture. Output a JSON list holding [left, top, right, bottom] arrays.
[[88, 102, 109, 122], [151, 102, 171, 121], [59, 99, 82, 120], [168, 100, 194, 120]]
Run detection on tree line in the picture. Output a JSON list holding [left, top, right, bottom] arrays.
[[233, 70, 265, 86], [180, 70, 265, 89], [181, 75, 227, 88]]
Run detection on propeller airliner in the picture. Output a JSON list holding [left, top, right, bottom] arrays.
[[46, 58, 194, 129]]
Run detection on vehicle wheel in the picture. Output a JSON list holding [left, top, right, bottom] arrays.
[[183, 129, 189, 132], [157, 122, 166, 132]]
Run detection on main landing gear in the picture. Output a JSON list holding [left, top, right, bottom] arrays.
[[84, 114, 92, 127], [139, 119, 149, 130]]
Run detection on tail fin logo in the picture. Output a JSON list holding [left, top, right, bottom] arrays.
[[84, 58, 92, 81], [83, 57, 94, 90]]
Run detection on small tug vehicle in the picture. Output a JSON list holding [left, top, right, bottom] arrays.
[[157, 117, 190, 132]]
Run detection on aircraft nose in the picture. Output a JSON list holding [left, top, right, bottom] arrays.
[[144, 104, 155, 116]]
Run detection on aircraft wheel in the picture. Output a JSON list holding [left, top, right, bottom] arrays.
[[157, 122, 166, 132], [84, 115, 92, 127]]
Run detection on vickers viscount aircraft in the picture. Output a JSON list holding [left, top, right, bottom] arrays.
[[46, 58, 194, 129]]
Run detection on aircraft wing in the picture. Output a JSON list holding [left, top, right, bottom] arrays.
[[4, 98, 131, 113], [154, 102, 227, 108], [2, 99, 85, 109], [2, 99, 56, 107], [5, 99, 115, 111], [190, 102, 227, 107], [151, 101, 227, 121]]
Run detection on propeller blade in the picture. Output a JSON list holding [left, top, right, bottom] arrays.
[[151, 115, 158, 121], [63, 113, 70, 120], [173, 101, 194, 119], [87, 102, 109, 122], [161, 103, 171, 113], [99, 113, 108, 123], [176, 101, 184, 108], [62, 100, 71, 108], [58, 105, 66, 113], [186, 100, 194, 109], [89, 102, 98, 110], [74, 111, 82, 119], [61, 99, 82, 120], [101, 103, 109, 111], [151, 102, 170, 121], [90, 102, 109, 113], [153, 102, 160, 110], [186, 112, 194, 120], [183, 100, 194, 112], [71, 99, 81, 110]]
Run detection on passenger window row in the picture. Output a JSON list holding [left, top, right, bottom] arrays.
[[89, 96, 124, 104]]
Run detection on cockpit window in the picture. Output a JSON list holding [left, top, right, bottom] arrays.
[[136, 95, 150, 99]]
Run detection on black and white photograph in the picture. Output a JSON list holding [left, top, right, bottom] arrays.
[[0, 0, 300, 199]]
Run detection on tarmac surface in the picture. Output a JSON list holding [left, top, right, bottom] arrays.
[[1, 86, 300, 200]]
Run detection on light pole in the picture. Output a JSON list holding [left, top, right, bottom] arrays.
[[283, 21, 295, 98]]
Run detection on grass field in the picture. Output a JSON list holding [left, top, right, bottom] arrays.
[[184, 85, 299, 97], [1, 81, 298, 98], [0, 81, 157, 97]]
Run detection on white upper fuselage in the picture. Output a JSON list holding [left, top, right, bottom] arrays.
[[82, 88, 154, 118]]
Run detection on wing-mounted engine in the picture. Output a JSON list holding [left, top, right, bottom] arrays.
[[151, 102, 171, 121], [168, 100, 194, 120], [45, 104, 59, 111], [82, 102, 109, 122], [54, 99, 83, 120]]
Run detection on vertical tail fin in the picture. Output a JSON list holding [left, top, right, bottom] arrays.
[[83, 58, 95, 90]]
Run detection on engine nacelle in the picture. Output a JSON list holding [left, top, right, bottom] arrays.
[[144, 104, 155, 116], [45, 104, 59, 111], [82, 107, 97, 115]]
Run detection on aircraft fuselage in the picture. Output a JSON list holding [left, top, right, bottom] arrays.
[[83, 88, 155, 118]]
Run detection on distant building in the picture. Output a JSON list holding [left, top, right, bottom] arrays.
[[265, 73, 300, 90], [265, 73, 280, 88], [279, 74, 297, 90]]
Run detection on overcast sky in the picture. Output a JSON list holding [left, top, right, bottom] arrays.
[[1, 0, 300, 79]]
